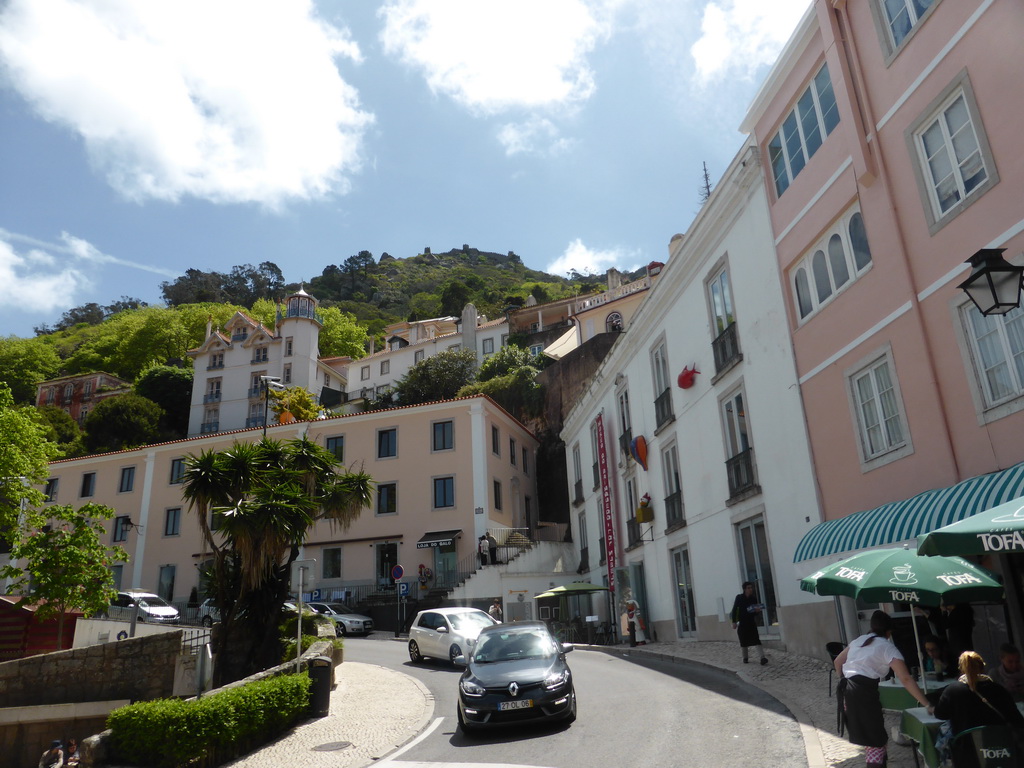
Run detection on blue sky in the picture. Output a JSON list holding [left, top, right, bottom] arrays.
[[0, 0, 808, 339]]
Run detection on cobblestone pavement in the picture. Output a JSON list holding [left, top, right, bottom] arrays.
[[235, 634, 926, 768]]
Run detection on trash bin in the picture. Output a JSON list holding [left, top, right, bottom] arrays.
[[308, 655, 332, 717]]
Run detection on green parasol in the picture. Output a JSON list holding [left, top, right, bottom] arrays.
[[917, 497, 1024, 556]]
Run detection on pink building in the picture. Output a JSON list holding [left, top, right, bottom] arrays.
[[743, 0, 1024, 641]]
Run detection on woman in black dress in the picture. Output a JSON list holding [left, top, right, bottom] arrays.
[[731, 581, 767, 664]]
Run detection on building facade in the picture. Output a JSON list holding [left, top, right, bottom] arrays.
[[35, 372, 131, 426]]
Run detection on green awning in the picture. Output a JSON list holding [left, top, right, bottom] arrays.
[[793, 461, 1024, 563]]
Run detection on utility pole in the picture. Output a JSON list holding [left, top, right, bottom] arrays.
[[260, 376, 283, 438]]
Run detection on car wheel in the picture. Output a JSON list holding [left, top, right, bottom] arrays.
[[201, 616, 213, 628], [449, 644, 462, 664], [337, 625, 347, 637], [409, 640, 423, 663]]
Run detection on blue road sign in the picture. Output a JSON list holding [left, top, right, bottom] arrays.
[[391, 564, 405, 581], [398, 581, 410, 596]]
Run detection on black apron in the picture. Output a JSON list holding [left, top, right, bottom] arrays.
[[837, 674, 887, 748]]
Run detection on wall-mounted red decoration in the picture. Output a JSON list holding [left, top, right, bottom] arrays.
[[677, 365, 700, 389]]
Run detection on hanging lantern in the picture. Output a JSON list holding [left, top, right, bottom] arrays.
[[957, 248, 1024, 316]]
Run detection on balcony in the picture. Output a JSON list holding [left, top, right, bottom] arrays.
[[618, 428, 632, 458], [203, 392, 222, 404], [250, 356, 269, 365], [726, 448, 758, 498], [626, 518, 642, 548], [199, 422, 220, 434], [248, 386, 262, 398], [654, 388, 673, 429], [712, 322, 741, 373], [245, 416, 265, 429], [207, 361, 224, 370], [577, 546, 589, 574], [573, 479, 584, 505], [664, 490, 685, 529]]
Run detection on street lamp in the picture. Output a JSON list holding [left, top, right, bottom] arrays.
[[957, 248, 1024, 316], [259, 376, 284, 438]]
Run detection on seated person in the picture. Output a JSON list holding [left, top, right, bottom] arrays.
[[921, 634, 952, 678], [934, 651, 1024, 768], [63, 738, 79, 767], [990, 643, 1024, 702]]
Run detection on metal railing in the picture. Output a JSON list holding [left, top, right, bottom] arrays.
[[199, 422, 220, 434], [726, 448, 757, 497], [654, 388, 673, 428], [712, 322, 741, 373], [245, 416, 265, 428], [203, 392, 221, 403], [664, 490, 684, 528], [573, 479, 584, 505], [626, 518, 641, 548]]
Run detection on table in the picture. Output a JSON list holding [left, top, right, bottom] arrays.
[[899, 707, 944, 768], [879, 677, 952, 711]]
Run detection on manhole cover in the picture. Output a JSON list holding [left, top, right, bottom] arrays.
[[312, 741, 353, 752]]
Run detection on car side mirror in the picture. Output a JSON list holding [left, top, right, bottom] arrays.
[[436, 626, 448, 634], [561, 643, 574, 654], [453, 653, 467, 667]]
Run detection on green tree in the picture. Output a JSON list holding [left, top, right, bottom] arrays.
[[267, 386, 320, 423], [83, 394, 164, 453], [439, 281, 471, 316], [459, 367, 542, 422], [374, 348, 478, 408], [0, 336, 61, 404], [477, 344, 540, 382], [1, 503, 127, 647], [181, 437, 372, 683], [317, 306, 368, 359], [0, 384, 59, 542], [34, 405, 85, 458], [135, 365, 193, 439]]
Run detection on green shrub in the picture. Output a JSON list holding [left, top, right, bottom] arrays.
[[107, 673, 310, 767]]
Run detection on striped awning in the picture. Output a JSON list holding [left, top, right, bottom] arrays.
[[793, 461, 1024, 562]]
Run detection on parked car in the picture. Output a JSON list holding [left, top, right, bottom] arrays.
[[408, 606, 498, 664], [105, 590, 180, 624], [455, 620, 576, 732], [197, 598, 220, 627], [306, 601, 374, 636]]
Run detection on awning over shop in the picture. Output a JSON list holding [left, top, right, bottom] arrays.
[[416, 529, 462, 549], [542, 326, 578, 360], [793, 461, 1024, 563]]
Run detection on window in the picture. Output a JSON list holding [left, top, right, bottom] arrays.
[[501, 334, 509, 347], [64, 383, 73, 401], [45, 387, 55, 404], [910, 77, 995, 229], [448, 344, 461, 351], [607, 312, 624, 333], [361, 365, 370, 381], [663, 444, 684, 528], [482, 338, 494, 355], [44, 478, 58, 503], [850, 354, 909, 462], [377, 482, 397, 515], [165, 507, 181, 537], [491, 425, 500, 456], [433, 476, 455, 508], [767, 63, 840, 197], [377, 428, 397, 458], [381, 360, 390, 375], [169, 458, 186, 484], [878, 0, 936, 50], [253, 346, 268, 363], [113, 515, 131, 542], [158, 565, 176, 601], [110, 564, 124, 591], [283, 364, 292, 384], [792, 208, 873, 321], [522, 447, 529, 475], [209, 351, 224, 369], [509, 438, 517, 465], [83, 380, 93, 399], [617, 387, 633, 453], [708, 267, 741, 373], [493, 480, 503, 511], [324, 374, 331, 388], [201, 407, 219, 433], [80, 472, 96, 498], [323, 548, 342, 579], [285, 336, 293, 356], [432, 421, 454, 451], [118, 466, 135, 493], [578, 510, 589, 571], [590, 422, 601, 488], [326, 436, 344, 461], [572, 444, 584, 504], [651, 341, 674, 428], [963, 304, 1024, 409], [529, 344, 543, 356], [414, 349, 425, 363], [722, 389, 758, 497]]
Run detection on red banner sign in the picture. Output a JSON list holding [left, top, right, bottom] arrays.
[[596, 413, 616, 589]]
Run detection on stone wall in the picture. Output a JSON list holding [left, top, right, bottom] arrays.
[[0, 630, 180, 707]]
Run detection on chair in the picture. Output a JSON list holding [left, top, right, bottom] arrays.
[[951, 724, 1017, 768], [826, 642, 845, 697]]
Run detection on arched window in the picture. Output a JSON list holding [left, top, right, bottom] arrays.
[[849, 212, 872, 271], [795, 267, 813, 319], [606, 312, 624, 332], [812, 250, 832, 303], [828, 234, 850, 289]]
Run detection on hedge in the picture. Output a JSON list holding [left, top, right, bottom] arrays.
[[106, 672, 311, 767]]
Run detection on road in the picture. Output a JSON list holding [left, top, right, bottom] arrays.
[[345, 636, 808, 768]]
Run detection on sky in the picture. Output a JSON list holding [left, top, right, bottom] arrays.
[[0, 0, 810, 339]]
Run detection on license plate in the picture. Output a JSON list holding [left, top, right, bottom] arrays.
[[499, 699, 534, 711]]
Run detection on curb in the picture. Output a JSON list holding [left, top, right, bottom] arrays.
[[373, 668, 436, 763]]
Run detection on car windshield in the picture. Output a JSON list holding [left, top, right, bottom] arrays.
[[324, 603, 354, 614], [448, 611, 495, 631], [473, 630, 558, 663], [137, 595, 172, 608]]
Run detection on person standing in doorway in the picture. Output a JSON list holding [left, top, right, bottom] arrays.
[[489, 597, 503, 622], [731, 581, 768, 665]]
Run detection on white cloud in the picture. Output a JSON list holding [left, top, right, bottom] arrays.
[[497, 117, 576, 156], [0, 0, 373, 206], [690, 0, 808, 85], [379, 0, 608, 115], [547, 238, 641, 277]]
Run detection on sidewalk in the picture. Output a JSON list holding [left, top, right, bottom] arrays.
[[229, 636, 922, 768]]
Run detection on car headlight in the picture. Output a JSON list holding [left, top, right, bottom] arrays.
[[460, 679, 486, 697], [544, 669, 570, 690]]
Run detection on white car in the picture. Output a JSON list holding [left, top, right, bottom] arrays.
[[197, 598, 220, 627], [306, 601, 374, 636], [408, 606, 498, 664], [106, 590, 180, 624]]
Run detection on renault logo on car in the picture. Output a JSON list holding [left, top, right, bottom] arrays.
[[508, 682, 519, 697]]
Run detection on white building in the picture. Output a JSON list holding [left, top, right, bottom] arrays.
[[561, 142, 824, 655]]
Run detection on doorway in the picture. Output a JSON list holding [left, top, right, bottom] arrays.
[[736, 516, 778, 633]]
